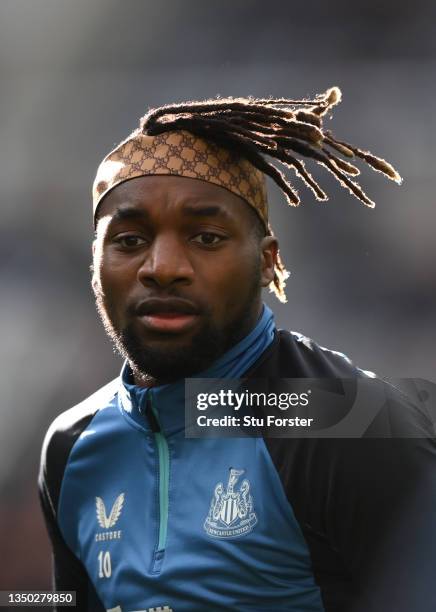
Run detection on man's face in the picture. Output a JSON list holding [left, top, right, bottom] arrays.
[[92, 175, 277, 384]]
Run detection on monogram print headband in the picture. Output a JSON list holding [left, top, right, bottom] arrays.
[[92, 129, 268, 228]]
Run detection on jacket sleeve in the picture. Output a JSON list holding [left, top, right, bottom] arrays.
[[324, 440, 436, 611], [38, 418, 105, 612], [264, 381, 436, 611]]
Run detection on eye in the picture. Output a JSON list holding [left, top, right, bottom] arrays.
[[114, 235, 147, 249], [191, 232, 225, 246]]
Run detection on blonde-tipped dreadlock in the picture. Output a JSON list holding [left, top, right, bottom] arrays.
[[142, 87, 401, 206], [140, 87, 401, 302]]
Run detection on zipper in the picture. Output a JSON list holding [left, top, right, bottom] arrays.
[[144, 392, 170, 574]]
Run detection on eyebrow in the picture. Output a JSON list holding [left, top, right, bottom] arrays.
[[108, 203, 233, 223], [110, 206, 149, 223]]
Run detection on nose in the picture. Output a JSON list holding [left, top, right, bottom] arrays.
[[137, 233, 194, 288]]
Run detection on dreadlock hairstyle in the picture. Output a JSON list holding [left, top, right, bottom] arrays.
[[140, 87, 402, 303]]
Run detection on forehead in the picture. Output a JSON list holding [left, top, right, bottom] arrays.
[[96, 174, 258, 224]]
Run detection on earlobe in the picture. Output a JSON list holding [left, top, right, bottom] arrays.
[[260, 236, 278, 287], [91, 240, 100, 293], [91, 273, 99, 293]]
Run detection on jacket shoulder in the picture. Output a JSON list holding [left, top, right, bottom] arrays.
[[277, 329, 375, 378], [248, 328, 372, 378], [39, 378, 119, 516]]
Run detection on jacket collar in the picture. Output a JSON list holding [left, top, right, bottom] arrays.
[[117, 304, 276, 436]]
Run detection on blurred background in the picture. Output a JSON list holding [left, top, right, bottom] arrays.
[[0, 0, 435, 597]]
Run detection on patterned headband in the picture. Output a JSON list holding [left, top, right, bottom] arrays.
[[92, 129, 268, 228]]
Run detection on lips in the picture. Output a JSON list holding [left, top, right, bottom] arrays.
[[134, 298, 200, 334]]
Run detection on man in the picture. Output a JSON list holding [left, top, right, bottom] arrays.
[[39, 89, 436, 611]]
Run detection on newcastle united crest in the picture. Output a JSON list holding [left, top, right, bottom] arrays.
[[204, 468, 257, 538]]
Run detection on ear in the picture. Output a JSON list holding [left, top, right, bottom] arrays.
[[260, 236, 278, 287]]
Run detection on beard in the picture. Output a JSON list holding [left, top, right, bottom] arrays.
[[94, 270, 261, 385]]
